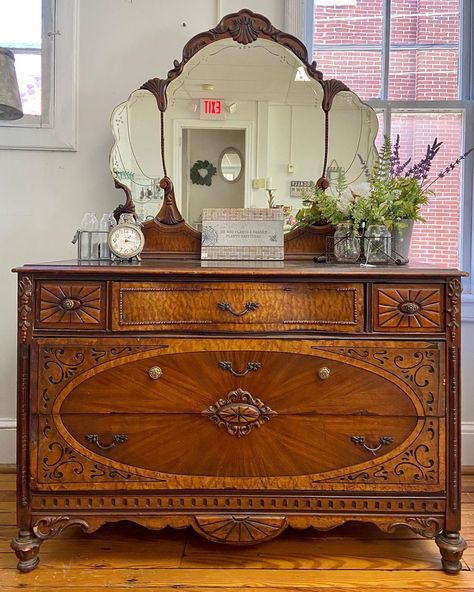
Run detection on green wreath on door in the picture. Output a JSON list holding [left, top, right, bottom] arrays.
[[190, 160, 217, 186]]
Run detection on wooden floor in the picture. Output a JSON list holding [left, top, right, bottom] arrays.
[[0, 474, 473, 591]]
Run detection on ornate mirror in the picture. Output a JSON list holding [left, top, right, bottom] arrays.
[[110, 9, 378, 259]]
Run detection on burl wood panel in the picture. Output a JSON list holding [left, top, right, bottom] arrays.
[[60, 413, 419, 478], [111, 281, 364, 333], [35, 339, 443, 418], [373, 284, 444, 333], [36, 281, 106, 330]]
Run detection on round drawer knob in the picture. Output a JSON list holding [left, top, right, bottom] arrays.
[[318, 367, 331, 380], [61, 298, 75, 310], [148, 366, 162, 380]]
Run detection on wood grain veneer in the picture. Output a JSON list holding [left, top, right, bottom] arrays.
[[11, 260, 467, 574]]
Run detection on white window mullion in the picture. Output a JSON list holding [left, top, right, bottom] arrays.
[[381, 0, 391, 100], [40, 0, 55, 127]]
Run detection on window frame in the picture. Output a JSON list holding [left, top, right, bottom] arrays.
[[0, 0, 78, 150], [289, 0, 474, 313]]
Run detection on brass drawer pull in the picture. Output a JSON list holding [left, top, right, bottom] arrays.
[[217, 301, 259, 317], [318, 367, 331, 380], [219, 361, 262, 376], [86, 434, 128, 451], [148, 366, 162, 380], [351, 435, 393, 455]]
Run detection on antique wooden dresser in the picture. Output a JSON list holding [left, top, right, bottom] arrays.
[[12, 260, 467, 572], [11, 8, 468, 574]]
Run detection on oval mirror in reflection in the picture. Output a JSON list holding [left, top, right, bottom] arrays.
[[219, 148, 243, 183]]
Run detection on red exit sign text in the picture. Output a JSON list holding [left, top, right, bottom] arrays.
[[200, 99, 226, 120]]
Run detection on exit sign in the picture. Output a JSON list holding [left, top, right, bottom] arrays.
[[200, 99, 226, 120]]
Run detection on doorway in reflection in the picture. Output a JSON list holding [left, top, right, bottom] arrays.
[[182, 128, 246, 229]]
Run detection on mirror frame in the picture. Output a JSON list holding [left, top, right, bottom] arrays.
[[112, 8, 371, 260]]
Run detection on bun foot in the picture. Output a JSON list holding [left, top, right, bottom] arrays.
[[435, 531, 467, 574], [11, 529, 42, 573]]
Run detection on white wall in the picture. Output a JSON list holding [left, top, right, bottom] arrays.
[[1, 0, 473, 467]]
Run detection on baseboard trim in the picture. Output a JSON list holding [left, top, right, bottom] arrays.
[[0, 419, 16, 464], [2, 419, 474, 466], [461, 422, 474, 465]]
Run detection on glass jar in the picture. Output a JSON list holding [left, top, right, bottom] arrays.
[[333, 222, 361, 263], [364, 224, 391, 264]]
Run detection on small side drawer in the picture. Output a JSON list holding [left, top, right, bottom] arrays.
[[36, 281, 107, 330], [111, 281, 364, 333], [372, 284, 445, 333]]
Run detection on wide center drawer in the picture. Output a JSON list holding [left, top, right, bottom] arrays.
[[111, 281, 364, 332]]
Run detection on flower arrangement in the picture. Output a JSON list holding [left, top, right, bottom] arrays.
[[296, 135, 473, 233]]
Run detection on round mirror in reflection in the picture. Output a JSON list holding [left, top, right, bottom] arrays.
[[219, 148, 243, 183]]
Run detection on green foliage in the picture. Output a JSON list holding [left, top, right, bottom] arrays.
[[391, 177, 429, 223], [294, 187, 329, 226], [295, 135, 431, 231]]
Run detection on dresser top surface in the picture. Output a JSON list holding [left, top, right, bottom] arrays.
[[13, 259, 466, 278]]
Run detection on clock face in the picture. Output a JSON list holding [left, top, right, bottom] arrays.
[[108, 223, 145, 259]]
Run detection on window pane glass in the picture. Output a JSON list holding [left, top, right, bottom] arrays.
[[389, 49, 458, 100], [391, 0, 459, 45], [14, 53, 41, 116], [0, 0, 42, 48], [391, 112, 463, 267], [389, 0, 460, 99], [314, 0, 383, 46], [314, 50, 382, 100], [313, 0, 383, 99]]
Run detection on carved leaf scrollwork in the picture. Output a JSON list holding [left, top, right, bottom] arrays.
[[447, 278, 461, 342], [33, 516, 90, 540], [18, 276, 33, 342]]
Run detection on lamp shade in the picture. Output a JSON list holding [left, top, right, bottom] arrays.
[[0, 48, 23, 120]]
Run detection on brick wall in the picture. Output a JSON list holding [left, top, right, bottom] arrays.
[[314, 0, 462, 266]]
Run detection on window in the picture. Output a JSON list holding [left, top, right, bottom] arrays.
[[305, 0, 473, 281], [0, 0, 77, 149]]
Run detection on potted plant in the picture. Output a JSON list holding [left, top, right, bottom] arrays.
[[295, 172, 372, 263], [296, 134, 472, 264], [364, 134, 473, 259]]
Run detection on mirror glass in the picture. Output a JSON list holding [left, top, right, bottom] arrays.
[[110, 38, 378, 229], [219, 148, 243, 182]]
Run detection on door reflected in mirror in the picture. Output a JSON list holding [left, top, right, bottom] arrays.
[[219, 148, 243, 183], [182, 129, 246, 229]]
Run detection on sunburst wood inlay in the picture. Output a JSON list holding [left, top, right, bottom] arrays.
[[373, 285, 443, 332], [38, 282, 104, 327]]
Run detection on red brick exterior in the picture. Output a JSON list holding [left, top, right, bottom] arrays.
[[314, 0, 461, 266]]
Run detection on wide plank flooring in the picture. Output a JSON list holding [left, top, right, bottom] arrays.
[[0, 472, 473, 591]]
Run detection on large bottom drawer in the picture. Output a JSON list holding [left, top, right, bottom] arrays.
[[33, 413, 444, 492]]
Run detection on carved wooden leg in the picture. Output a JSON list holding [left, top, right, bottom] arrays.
[[435, 531, 467, 574], [11, 528, 42, 573]]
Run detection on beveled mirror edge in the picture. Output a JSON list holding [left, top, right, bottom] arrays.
[[110, 8, 379, 259]]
